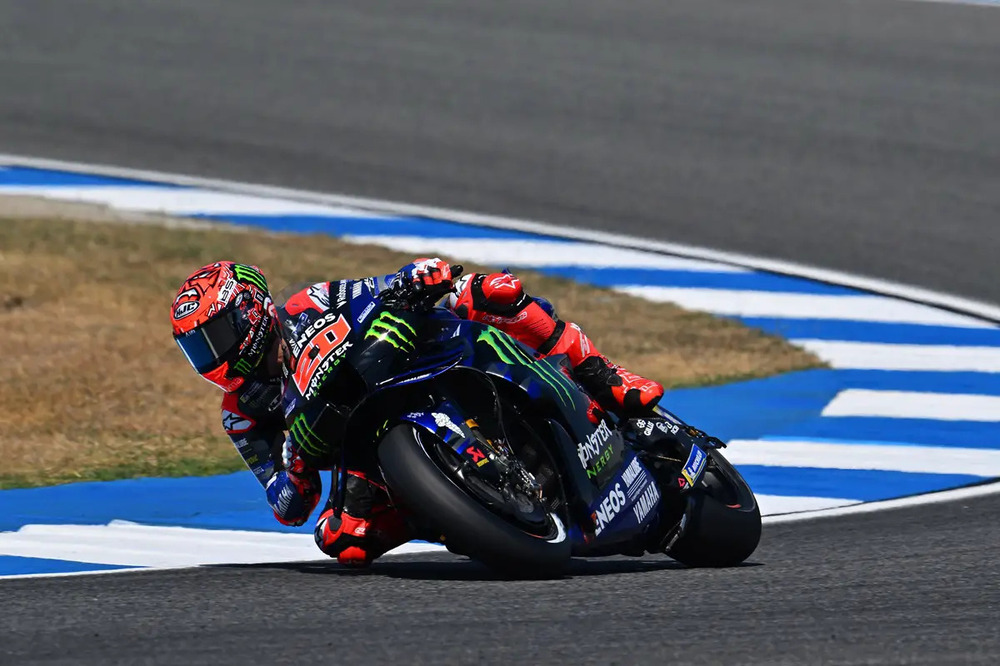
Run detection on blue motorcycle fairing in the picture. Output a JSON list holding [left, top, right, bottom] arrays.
[[315, 300, 670, 554], [396, 401, 504, 484], [585, 451, 663, 545], [358, 310, 599, 446], [367, 314, 667, 552]]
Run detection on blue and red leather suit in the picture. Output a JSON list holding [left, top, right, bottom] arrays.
[[221, 260, 663, 566]]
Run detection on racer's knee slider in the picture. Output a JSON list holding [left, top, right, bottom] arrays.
[[313, 471, 411, 567]]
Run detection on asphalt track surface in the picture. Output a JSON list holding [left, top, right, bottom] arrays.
[[2, 496, 999, 665], [2, 0, 1000, 663], [2, 0, 1000, 301]]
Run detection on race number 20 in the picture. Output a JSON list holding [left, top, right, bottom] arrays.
[[292, 315, 352, 396]]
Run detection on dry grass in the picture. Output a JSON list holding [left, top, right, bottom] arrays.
[[0, 214, 821, 488]]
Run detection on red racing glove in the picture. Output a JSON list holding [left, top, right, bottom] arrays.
[[409, 257, 454, 288]]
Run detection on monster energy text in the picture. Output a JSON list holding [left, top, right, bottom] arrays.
[[577, 419, 614, 470]]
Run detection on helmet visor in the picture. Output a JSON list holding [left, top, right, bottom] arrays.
[[174, 307, 250, 374]]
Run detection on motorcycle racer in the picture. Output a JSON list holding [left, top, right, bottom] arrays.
[[170, 258, 665, 567]]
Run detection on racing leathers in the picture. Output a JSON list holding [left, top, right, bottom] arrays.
[[221, 259, 665, 566]]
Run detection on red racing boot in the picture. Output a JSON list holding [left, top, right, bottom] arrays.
[[547, 322, 664, 415], [313, 471, 413, 567], [449, 272, 664, 415]]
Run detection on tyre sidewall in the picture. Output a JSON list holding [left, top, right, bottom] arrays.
[[378, 425, 571, 577]]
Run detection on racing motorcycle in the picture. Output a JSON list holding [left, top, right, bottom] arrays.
[[310, 268, 761, 577]]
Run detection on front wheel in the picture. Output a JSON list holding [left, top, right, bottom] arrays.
[[378, 425, 571, 577], [667, 449, 762, 567]]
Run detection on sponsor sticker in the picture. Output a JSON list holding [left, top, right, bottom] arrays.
[[480, 311, 528, 326], [432, 412, 465, 438], [173, 300, 199, 319], [465, 445, 486, 465], [656, 421, 680, 436], [290, 314, 353, 399], [621, 456, 645, 489], [217, 278, 237, 305], [592, 482, 627, 536], [222, 410, 254, 433], [632, 481, 661, 524], [681, 445, 707, 487], [307, 282, 330, 309], [488, 274, 519, 291], [577, 420, 613, 468], [357, 301, 376, 323], [633, 418, 679, 438]]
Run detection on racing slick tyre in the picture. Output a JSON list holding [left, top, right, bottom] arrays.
[[667, 449, 762, 567], [378, 424, 571, 578]]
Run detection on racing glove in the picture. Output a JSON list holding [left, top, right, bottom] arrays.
[[387, 259, 463, 311], [409, 257, 454, 288], [265, 465, 321, 527]]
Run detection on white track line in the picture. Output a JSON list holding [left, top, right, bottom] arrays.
[[2, 152, 1000, 528], [765, 480, 1000, 523], [2, 153, 999, 323], [340, 235, 748, 272], [617, 287, 994, 327], [794, 340, 1000, 372], [0, 522, 446, 570], [726, 439, 1000, 476], [755, 494, 857, 515], [0, 523, 321, 567], [0, 185, 396, 218], [821, 389, 1000, 421], [904, 0, 1000, 7]]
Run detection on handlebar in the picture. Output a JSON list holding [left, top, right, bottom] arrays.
[[383, 264, 464, 312]]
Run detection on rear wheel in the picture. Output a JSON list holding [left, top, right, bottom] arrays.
[[378, 424, 571, 577], [667, 449, 761, 567]]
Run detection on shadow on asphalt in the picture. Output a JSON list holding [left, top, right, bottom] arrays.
[[219, 557, 760, 581]]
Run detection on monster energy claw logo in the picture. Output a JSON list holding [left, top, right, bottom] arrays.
[[290, 414, 326, 458], [476, 328, 574, 406], [365, 312, 416, 351], [233, 265, 268, 291], [233, 358, 253, 375]]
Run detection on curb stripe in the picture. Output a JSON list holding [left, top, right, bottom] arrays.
[[619, 287, 995, 328], [792, 370, 1000, 396], [339, 235, 749, 272], [0, 556, 135, 576], [531, 265, 861, 295], [739, 318, 1000, 346], [0, 166, 184, 188], [0, 185, 397, 218], [795, 339, 1000, 371], [726, 439, 1000, 476], [777, 416, 1000, 449], [821, 389, 1000, 421], [738, 465, 983, 502], [2, 155, 999, 577], [202, 214, 544, 240]]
